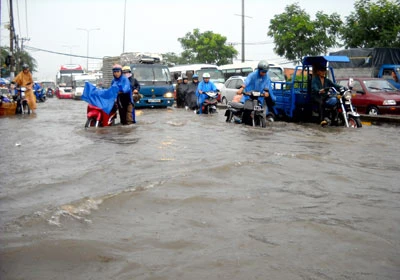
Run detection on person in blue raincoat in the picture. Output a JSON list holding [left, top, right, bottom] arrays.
[[236, 60, 276, 121], [196, 72, 217, 114], [33, 82, 44, 101], [111, 64, 133, 125], [122, 65, 141, 123]]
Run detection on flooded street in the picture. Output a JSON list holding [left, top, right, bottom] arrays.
[[1, 97, 399, 280]]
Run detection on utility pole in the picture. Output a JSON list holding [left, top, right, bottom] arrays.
[[235, 0, 251, 62], [20, 37, 30, 51], [241, 0, 245, 62], [9, 0, 15, 79], [77, 28, 100, 72]]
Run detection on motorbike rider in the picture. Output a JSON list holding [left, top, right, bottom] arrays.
[[13, 63, 36, 112], [185, 74, 199, 110], [311, 63, 343, 126], [176, 75, 189, 108], [33, 82, 45, 101], [111, 64, 133, 125], [196, 72, 217, 114], [236, 60, 276, 122], [122, 65, 140, 123]]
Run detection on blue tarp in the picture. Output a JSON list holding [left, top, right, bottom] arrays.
[[0, 78, 10, 85], [82, 82, 119, 114], [302, 56, 350, 66]]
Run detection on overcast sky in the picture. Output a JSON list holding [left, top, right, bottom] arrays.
[[1, 0, 356, 80]]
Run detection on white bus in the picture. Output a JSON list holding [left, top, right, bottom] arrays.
[[169, 63, 226, 91], [219, 62, 286, 88]]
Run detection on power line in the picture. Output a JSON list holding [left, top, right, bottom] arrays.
[[25, 45, 103, 60], [228, 41, 274, 46]]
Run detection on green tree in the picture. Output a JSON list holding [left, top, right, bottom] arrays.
[[178, 29, 238, 65], [267, 3, 343, 63], [161, 52, 187, 66], [1, 46, 37, 76], [341, 0, 400, 48]]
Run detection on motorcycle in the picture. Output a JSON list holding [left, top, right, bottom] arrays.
[[13, 87, 30, 114], [201, 91, 218, 114], [46, 88, 54, 98], [225, 91, 272, 127], [85, 103, 118, 128], [34, 87, 46, 102], [319, 87, 362, 128]]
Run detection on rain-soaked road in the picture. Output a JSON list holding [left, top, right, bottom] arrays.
[[0, 97, 399, 280]]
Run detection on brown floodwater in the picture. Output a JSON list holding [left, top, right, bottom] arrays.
[[1, 98, 399, 280]]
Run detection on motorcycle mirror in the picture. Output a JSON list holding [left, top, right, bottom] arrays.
[[348, 78, 354, 90]]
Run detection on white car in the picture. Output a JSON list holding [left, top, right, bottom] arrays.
[[220, 76, 245, 104]]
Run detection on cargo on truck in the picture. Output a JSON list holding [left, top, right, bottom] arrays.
[[102, 52, 174, 108], [329, 48, 400, 88]]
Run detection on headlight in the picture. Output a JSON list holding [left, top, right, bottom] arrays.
[[163, 92, 174, 98], [383, 100, 396, 105], [343, 91, 352, 100]]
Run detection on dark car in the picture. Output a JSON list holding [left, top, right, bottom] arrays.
[[337, 78, 400, 115]]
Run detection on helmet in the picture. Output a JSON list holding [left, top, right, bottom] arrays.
[[257, 60, 269, 72], [112, 64, 122, 71], [192, 74, 199, 79], [182, 75, 188, 80], [122, 65, 131, 73], [22, 63, 29, 70], [203, 73, 210, 78]]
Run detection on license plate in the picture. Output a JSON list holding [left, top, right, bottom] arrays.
[[148, 99, 161, 103]]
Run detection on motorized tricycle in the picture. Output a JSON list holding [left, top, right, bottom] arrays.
[[271, 55, 362, 128]]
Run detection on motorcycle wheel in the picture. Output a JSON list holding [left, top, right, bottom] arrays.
[[225, 110, 233, 122], [85, 117, 97, 128], [255, 115, 266, 128], [23, 102, 30, 114], [348, 116, 362, 128]]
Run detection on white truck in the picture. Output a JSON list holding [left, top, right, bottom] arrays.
[[71, 74, 98, 100]]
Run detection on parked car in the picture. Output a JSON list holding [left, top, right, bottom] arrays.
[[337, 78, 400, 115], [220, 76, 245, 104]]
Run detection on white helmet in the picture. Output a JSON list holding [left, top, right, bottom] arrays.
[[203, 73, 211, 78]]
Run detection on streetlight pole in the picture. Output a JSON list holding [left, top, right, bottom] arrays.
[[77, 27, 99, 72], [123, 0, 127, 53], [62, 44, 79, 64]]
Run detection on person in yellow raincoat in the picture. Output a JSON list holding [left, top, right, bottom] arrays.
[[13, 63, 36, 112]]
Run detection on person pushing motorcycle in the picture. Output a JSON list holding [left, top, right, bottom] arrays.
[[111, 64, 133, 125], [13, 63, 36, 112], [122, 65, 140, 123], [236, 60, 276, 122]]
